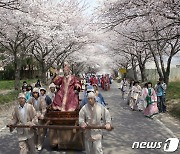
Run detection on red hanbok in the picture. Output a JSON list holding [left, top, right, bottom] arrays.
[[90, 77, 98, 85], [104, 76, 110, 90], [52, 75, 81, 111], [101, 76, 105, 89]]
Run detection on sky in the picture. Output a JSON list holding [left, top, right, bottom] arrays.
[[55, 0, 99, 15], [86, 0, 98, 10], [83, 0, 99, 15], [146, 57, 180, 69]]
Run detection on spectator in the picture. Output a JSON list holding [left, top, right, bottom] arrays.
[[93, 84, 106, 106], [35, 79, 41, 88], [154, 78, 167, 113], [40, 87, 52, 106], [47, 83, 56, 102]]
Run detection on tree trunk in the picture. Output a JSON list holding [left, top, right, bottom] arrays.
[[164, 56, 172, 85], [131, 55, 138, 81], [153, 56, 163, 79], [71, 64, 74, 74], [14, 58, 21, 90], [139, 64, 147, 82], [149, 45, 164, 79], [40, 61, 46, 84], [159, 54, 166, 78], [132, 66, 138, 81]]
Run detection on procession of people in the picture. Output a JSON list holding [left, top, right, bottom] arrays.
[[119, 77, 167, 118], [7, 58, 169, 154], [8, 62, 113, 154]]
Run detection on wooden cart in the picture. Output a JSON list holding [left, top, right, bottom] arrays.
[[45, 109, 84, 150]]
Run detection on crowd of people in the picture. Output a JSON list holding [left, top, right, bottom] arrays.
[[82, 74, 113, 91], [119, 77, 167, 118], [8, 63, 169, 154], [10, 80, 57, 153], [8, 63, 112, 154], [8, 65, 168, 154]]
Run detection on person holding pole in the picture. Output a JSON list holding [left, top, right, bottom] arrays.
[[79, 91, 112, 154], [8, 93, 38, 154]]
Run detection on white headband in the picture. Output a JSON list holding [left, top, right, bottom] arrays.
[[88, 92, 95, 98]]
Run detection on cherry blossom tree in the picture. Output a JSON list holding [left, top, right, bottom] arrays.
[[0, 0, 20, 10], [0, 0, 96, 87], [0, 6, 37, 89], [97, 0, 180, 84], [0, 0, 60, 89], [29, 0, 94, 83]]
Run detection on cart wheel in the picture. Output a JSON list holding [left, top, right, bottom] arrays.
[[50, 144, 58, 150]]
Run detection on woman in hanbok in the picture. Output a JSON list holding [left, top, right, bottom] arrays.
[[129, 81, 142, 110], [101, 75, 105, 89], [143, 82, 159, 118], [127, 79, 134, 105], [104, 74, 110, 91], [138, 83, 148, 111], [120, 78, 130, 103]]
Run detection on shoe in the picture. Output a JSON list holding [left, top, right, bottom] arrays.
[[145, 115, 153, 119], [37, 145, 42, 151], [149, 115, 154, 119]]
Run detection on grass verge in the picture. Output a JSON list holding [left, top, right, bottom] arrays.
[[166, 82, 180, 100], [166, 81, 180, 119], [0, 90, 19, 104], [169, 101, 180, 119], [0, 79, 36, 90]]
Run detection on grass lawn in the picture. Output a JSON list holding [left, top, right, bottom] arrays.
[[166, 82, 180, 100], [0, 79, 37, 90], [166, 81, 180, 119], [0, 79, 36, 104], [169, 102, 180, 119], [0, 90, 19, 104]]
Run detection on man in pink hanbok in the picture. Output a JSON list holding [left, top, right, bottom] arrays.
[[142, 82, 159, 118], [52, 62, 81, 111]]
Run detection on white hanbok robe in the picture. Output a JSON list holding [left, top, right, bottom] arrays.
[[79, 103, 111, 154]]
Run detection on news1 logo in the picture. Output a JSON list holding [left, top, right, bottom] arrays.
[[132, 138, 179, 152], [164, 138, 179, 152]]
